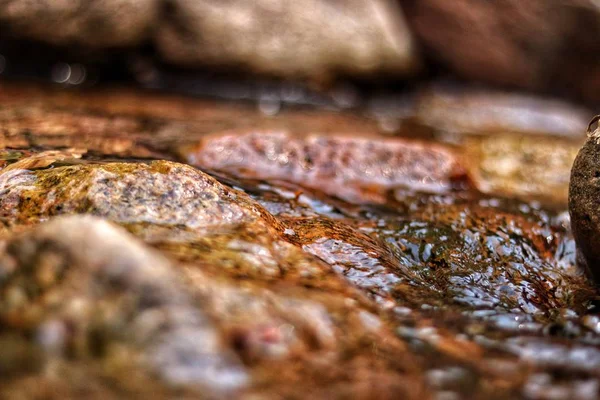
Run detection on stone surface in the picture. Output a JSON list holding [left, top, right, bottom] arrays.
[[0, 215, 248, 396], [569, 117, 600, 283], [402, 0, 600, 100], [0, 162, 429, 398], [413, 85, 592, 139], [156, 0, 418, 80], [2, 0, 600, 101], [0, 0, 419, 81], [0, 0, 158, 47], [0, 83, 599, 399], [465, 133, 580, 204], [181, 130, 468, 204], [0, 160, 275, 232]]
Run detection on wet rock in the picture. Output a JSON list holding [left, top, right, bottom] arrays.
[[0, 215, 248, 394], [183, 272, 427, 399], [0, 103, 163, 158], [0, 82, 387, 158], [377, 197, 589, 315], [0, 0, 158, 47], [0, 160, 274, 231], [569, 117, 600, 283], [181, 130, 468, 204], [0, 169, 429, 398], [465, 133, 580, 204], [0, 151, 425, 390], [156, 0, 419, 81], [402, 0, 600, 100], [1, 84, 600, 398]]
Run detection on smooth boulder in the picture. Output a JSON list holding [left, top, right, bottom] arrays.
[[569, 116, 600, 281]]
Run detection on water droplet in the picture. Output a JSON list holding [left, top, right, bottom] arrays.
[[51, 62, 71, 83]]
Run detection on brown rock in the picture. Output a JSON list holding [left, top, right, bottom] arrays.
[[1, 83, 600, 399], [402, 0, 600, 99], [0, 148, 84, 172], [0, 162, 429, 397], [569, 116, 600, 283], [0, 82, 389, 158], [0, 0, 158, 47]]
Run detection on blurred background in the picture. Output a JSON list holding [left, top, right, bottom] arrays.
[[0, 0, 598, 103], [0, 0, 599, 204]]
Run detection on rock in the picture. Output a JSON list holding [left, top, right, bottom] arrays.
[[156, 0, 419, 81], [0, 160, 273, 231], [0, 103, 163, 158], [0, 82, 387, 157], [181, 130, 468, 204], [2, 84, 600, 398], [183, 271, 427, 399], [402, 0, 600, 100], [569, 116, 600, 283], [0, 0, 158, 47], [414, 85, 592, 139], [378, 197, 586, 314], [0, 172, 429, 398], [0, 215, 248, 394], [465, 133, 580, 204], [0, 0, 419, 81], [400, 86, 591, 204], [0, 148, 84, 172]]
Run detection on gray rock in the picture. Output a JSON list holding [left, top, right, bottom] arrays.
[[0, 215, 249, 392], [156, 0, 419, 80], [414, 85, 592, 139]]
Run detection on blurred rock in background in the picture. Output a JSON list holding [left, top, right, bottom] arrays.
[[1, 0, 598, 102], [156, 0, 419, 81], [0, 0, 419, 82], [0, 0, 159, 47], [402, 0, 600, 101]]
